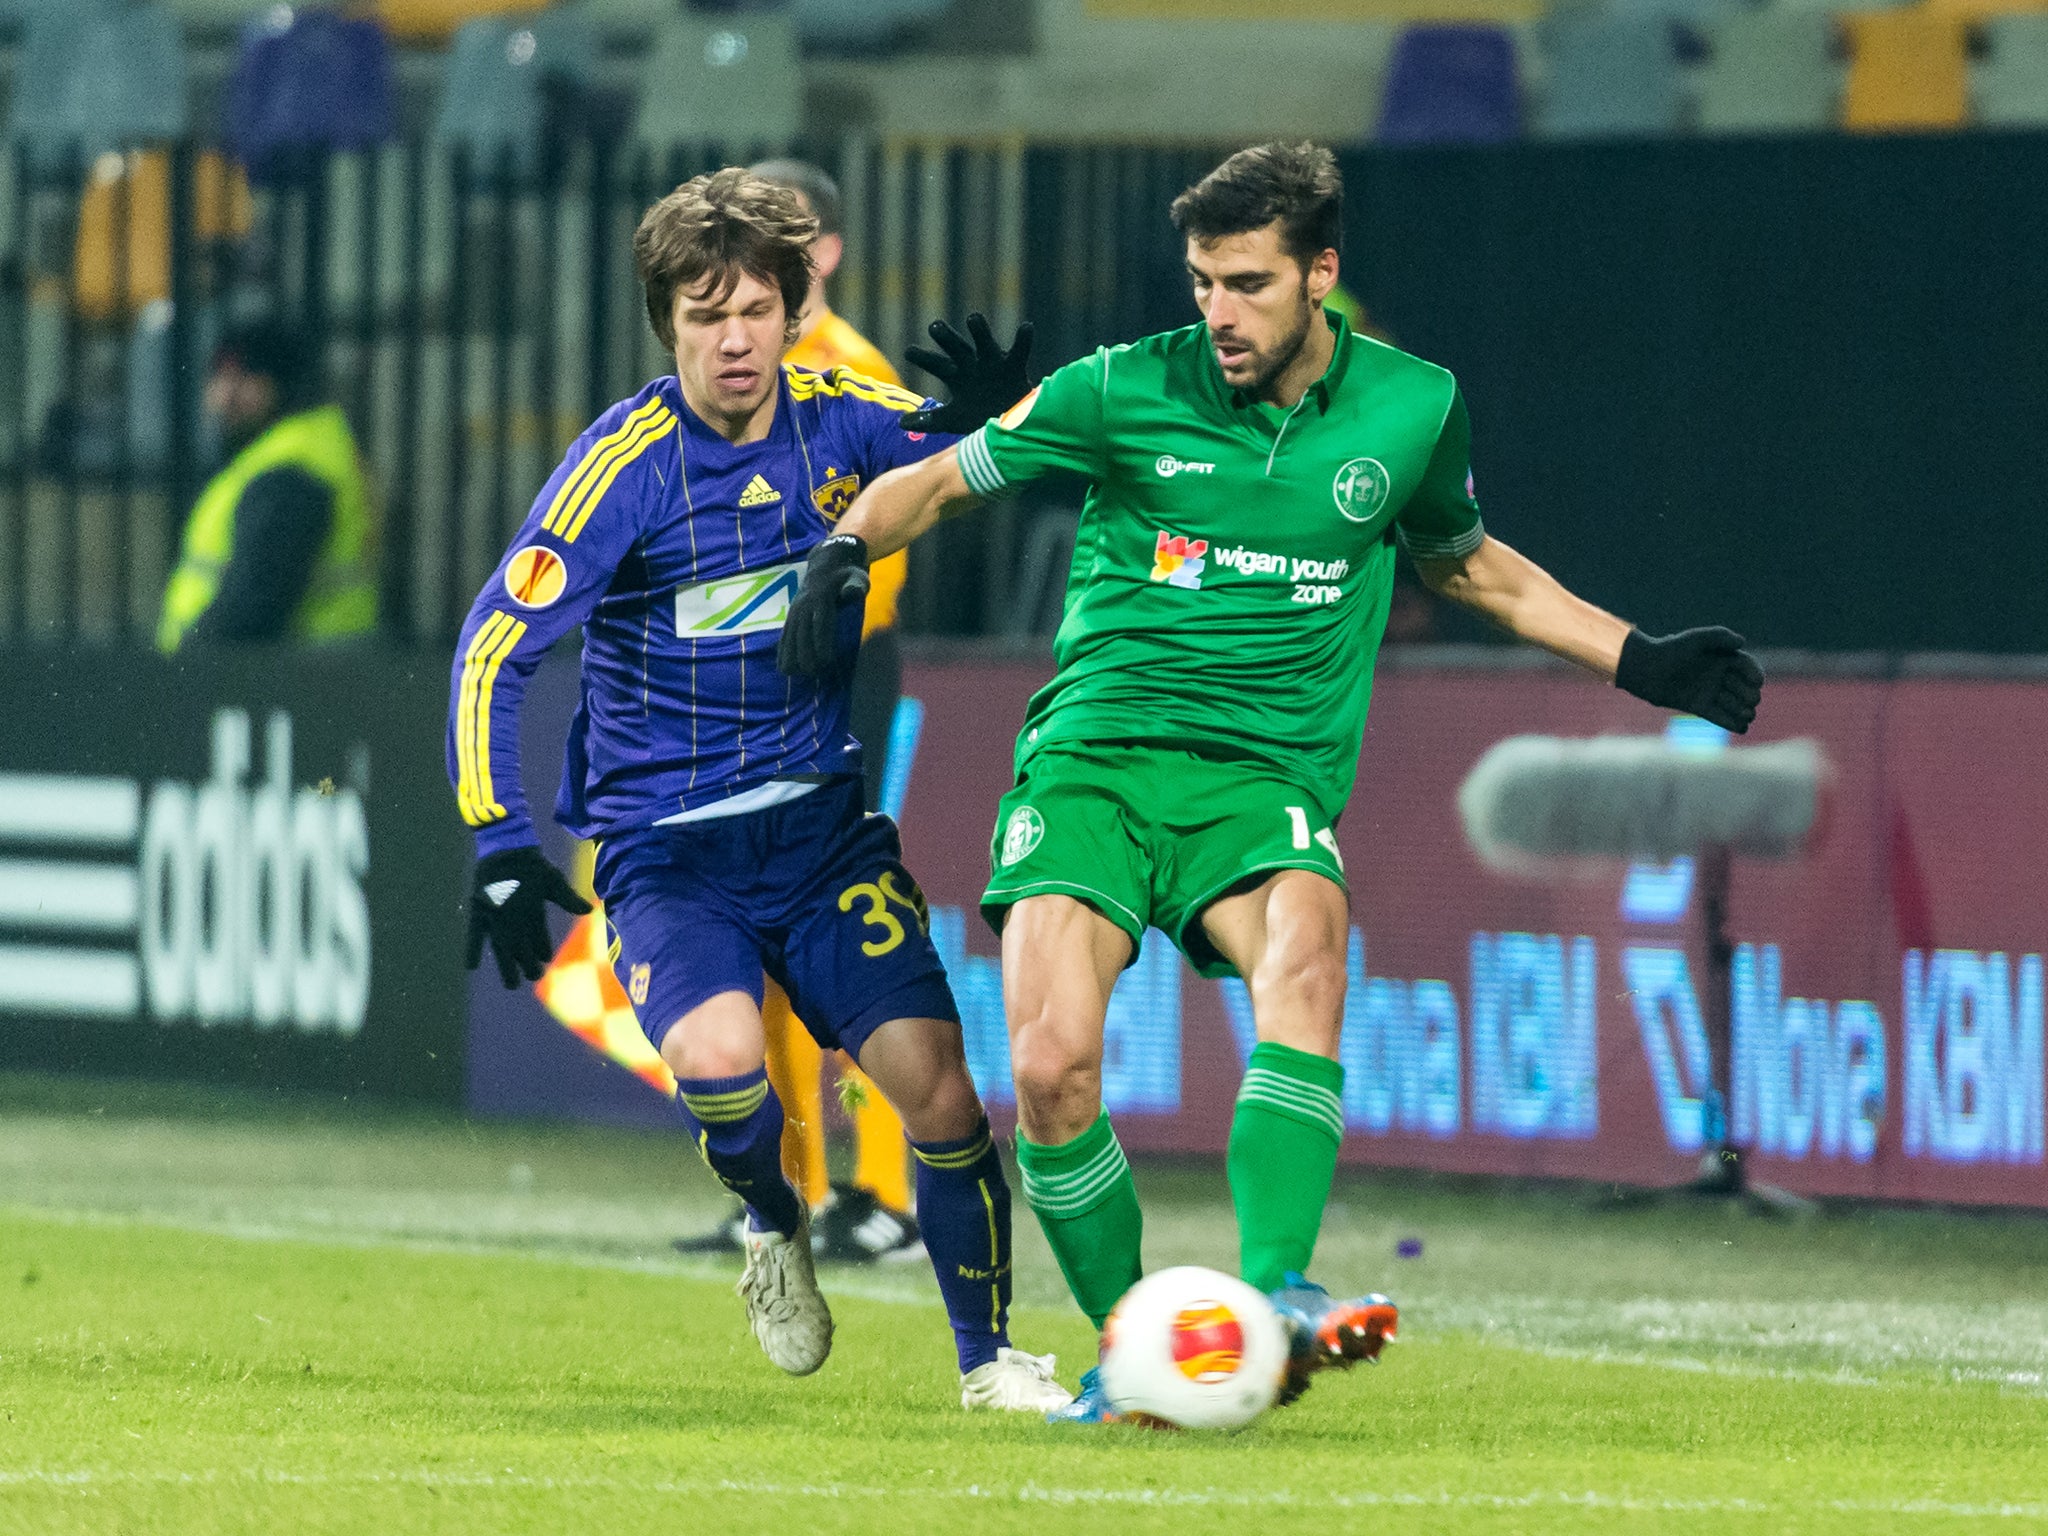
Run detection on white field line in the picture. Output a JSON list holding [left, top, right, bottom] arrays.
[[7, 1204, 2044, 1395], [0, 1468, 2044, 1519]]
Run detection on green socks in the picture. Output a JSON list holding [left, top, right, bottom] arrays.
[[1229, 1040, 1346, 1293], [1016, 1047, 1344, 1324], [1015, 1109, 1143, 1329]]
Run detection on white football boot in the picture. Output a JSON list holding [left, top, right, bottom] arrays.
[[960, 1348, 1074, 1412], [737, 1214, 834, 1375]]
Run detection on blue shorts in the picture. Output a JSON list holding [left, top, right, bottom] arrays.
[[593, 779, 959, 1061]]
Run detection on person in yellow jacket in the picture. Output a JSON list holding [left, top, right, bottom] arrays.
[[673, 160, 922, 1263], [158, 322, 377, 651]]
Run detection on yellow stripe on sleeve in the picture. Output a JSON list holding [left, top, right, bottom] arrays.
[[540, 398, 669, 536], [456, 609, 512, 824], [560, 407, 674, 544], [783, 365, 927, 413], [468, 612, 528, 823]]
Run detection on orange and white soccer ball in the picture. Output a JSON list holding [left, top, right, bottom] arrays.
[[1099, 1266, 1289, 1430]]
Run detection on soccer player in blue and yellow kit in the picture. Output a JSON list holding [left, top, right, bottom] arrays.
[[448, 169, 1066, 1411]]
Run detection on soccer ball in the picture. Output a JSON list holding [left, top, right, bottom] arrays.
[[1099, 1266, 1289, 1430]]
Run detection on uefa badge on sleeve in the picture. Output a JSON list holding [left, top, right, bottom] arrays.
[[504, 545, 569, 608]]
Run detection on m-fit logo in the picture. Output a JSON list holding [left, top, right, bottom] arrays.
[[1155, 455, 1216, 478], [1151, 533, 1209, 589]]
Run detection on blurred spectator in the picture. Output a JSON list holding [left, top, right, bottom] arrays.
[[157, 322, 379, 651]]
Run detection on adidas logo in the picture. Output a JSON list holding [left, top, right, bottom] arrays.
[[738, 474, 781, 507]]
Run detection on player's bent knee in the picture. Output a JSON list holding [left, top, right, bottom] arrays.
[[900, 1065, 984, 1144], [1010, 1024, 1102, 1129], [656, 989, 767, 1081]]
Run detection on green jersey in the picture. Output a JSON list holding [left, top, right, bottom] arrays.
[[957, 311, 1484, 820]]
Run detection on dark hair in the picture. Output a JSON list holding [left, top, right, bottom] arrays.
[[634, 167, 818, 350], [210, 319, 319, 408], [748, 157, 842, 239], [1169, 142, 1343, 267]]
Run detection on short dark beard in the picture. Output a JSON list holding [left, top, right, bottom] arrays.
[[1239, 279, 1317, 401]]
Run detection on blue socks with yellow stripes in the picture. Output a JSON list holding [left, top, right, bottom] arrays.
[[677, 1076, 1013, 1372], [910, 1117, 1012, 1373], [675, 1069, 804, 1239], [1228, 1041, 1346, 1294]]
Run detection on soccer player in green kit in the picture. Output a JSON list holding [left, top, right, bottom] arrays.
[[780, 143, 1764, 1421]]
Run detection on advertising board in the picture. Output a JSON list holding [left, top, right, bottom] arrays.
[[470, 655, 2048, 1208], [0, 649, 471, 1102]]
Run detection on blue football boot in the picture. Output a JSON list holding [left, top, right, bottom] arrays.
[[1045, 1364, 1121, 1425], [1268, 1272, 1398, 1405]]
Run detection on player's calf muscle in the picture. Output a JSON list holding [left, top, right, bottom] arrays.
[[858, 1016, 983, 1142], [1206, 871, 1348, 1058], [1001, 895, 1125, 1142], [1246, 945, 1346, 1057]]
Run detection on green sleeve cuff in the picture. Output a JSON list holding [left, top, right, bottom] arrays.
[[1396, 517, 1486, 560], [957, 427, 1008, 497]]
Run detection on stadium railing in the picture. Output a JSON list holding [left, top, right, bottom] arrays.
[[2, 128, 2046, 655]]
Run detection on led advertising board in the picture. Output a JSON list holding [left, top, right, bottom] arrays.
[[471, 657, 2047, 1207]]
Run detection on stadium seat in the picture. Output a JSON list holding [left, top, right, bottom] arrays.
[[375, 0, 550, 45], [1922, 0, 2048, 19], [579, 0, 673, 44], [438, 15, 548, 174], [0, 0, 105, 27], [434, 13, 599, 176], [1607, 0, 1741, 26], [792, 0, 950, 51], [633, 13, 802, 150], [162, 0, 277, 29], [1534, 14, 1685, 138], [223, 7, 396, 184], [71, 150, 252, 322], [1376, 25, 1522, 144], [8, 2, 188, 159], [1694, 12, 1838, 133], [1977, 12, 2048, 123], [1840, 11, 1970, 131]]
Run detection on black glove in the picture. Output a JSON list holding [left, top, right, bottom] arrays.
[[899, 313, 1034, 435], [776, 533, 870, 683], [1615, 626, 1765, 735], [465, 845, 593, 989]]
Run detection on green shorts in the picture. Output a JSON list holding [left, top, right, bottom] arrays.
[[980, 741, 1348, 978]]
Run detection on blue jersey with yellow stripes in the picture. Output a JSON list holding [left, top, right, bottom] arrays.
[[448, 363, 948, 856]]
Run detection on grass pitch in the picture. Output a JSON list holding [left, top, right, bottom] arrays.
[[4, 1074, 2048, 1533]]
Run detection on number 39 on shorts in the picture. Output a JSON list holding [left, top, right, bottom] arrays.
[[1284, 805, 1345, 871], [837, 869, 931, 957]]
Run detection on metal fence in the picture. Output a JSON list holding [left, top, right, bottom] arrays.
[[0, 132, 1217, 649]]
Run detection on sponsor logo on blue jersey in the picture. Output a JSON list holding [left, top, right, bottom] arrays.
[[673, 559, 804, 638]]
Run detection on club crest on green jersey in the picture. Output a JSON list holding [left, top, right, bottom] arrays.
[[1000, 805, 1044, 866], [1332, 457, 1392, 524]]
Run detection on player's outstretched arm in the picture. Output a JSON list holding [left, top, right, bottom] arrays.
[[1415, 534, 1763, 734], [777, 448, 985, 682], [841, 445, 984, 558]]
